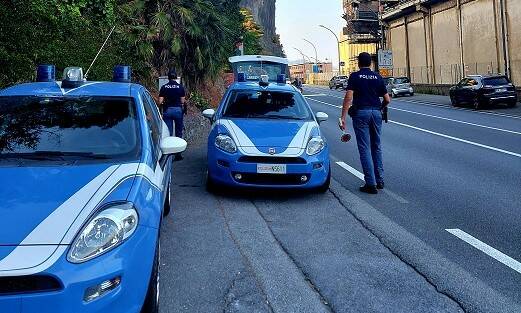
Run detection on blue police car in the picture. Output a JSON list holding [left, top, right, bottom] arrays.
[[203, 56, 331, 191], [0, 65, 186, 312]]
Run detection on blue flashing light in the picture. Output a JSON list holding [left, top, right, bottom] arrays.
[[36, 64, 56, 82], [277, 74, 286, 84], [237, 72, 246, 82], [113, 65, 132, 83]]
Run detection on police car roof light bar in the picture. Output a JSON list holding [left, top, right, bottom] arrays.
[[277, 74, 286, 84], [62, 67, 85, 89], [237, 72, 246, 82], [113, 65, 132, 83], [84, 25, 116, 80], [36, 64, 56, 82]]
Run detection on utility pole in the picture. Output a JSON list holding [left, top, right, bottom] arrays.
[[319, 25, 342, 75]]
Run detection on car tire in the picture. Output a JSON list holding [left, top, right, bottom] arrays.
[[141, 240, 160, 313], [473, 99, 481, 110], [391, 91, 396, 98], [206, 170, 220, 193], [450, 95, 458, 107], [410, 92, 414, 97], [329, 86, 333, 90], [508, 100, 517, 108], [316, 167, 331, 193], [163, 184, 171, 217]]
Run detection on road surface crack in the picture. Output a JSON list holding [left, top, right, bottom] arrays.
[[216, 197, 274, 313], [329, 188, 467, 313], [251, 200, 336, 313]]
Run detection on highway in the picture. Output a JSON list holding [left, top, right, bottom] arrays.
[[303, 85, 521, 303], [160, 87, 521, 313]]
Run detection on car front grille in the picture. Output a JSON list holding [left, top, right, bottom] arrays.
[[0, 275, 62, 295], [238, 156, 307, 164], [233, 172, 309, 185]]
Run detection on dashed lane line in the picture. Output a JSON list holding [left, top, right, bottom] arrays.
[[446, 229, 521, 275], [335, 161, 409, 204]]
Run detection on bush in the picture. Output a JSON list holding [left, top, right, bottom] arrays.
[[189, 92, 212, 111]]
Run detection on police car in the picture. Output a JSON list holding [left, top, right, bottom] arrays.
[[203, 55, 331, 191], [0, 65, 186, 312]]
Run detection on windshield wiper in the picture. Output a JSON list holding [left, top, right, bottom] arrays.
[[0, 151, 110, 160]]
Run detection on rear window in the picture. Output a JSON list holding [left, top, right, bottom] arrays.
[[223, 90, 312, 120], [394, 77, 410, 84], [0, 96, 141, 161], [483, 77, 509, 86]]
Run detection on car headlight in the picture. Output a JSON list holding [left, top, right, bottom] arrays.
[[215, 134, 237, 153], [68, 202, 138, 263], [306, 137, 325, 155]]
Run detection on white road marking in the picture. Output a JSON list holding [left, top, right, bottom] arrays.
[[391, 107, 521, 135], [335, 161, 409, 203], [390, 120, 521, 158], [336, 161, 365, 180], [306, 97, 341, 108], [302, 93, 327, 97], [446, 229, 521, 274], [309, 97, 521, 157], [397, 99, 521, 120]]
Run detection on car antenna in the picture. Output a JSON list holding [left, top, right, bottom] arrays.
[[84, 25, 116, 80]]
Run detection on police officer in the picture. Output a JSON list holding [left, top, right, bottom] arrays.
[[159, 69, 186, 160], [339, 52, 391, 194]]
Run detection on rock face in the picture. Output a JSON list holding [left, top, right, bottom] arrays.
[[240, 0, 284, 56]]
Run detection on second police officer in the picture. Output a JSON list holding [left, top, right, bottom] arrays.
[[340, 52, 391, 194], [159, 69, 187, 161]]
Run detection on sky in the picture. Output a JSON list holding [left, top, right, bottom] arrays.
[[275, 0, 345, 68]]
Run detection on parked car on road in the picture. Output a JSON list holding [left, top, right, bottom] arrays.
[[203, 55, 331, 192], [386, 77, 414, 97], [0, 65, 187, 313], [449, 75, 518, 109], [329, 75, 348, 90]]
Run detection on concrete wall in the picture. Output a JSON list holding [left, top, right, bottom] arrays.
[[385, 0, 519, 85]]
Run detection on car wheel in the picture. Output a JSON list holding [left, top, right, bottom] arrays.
[[141, 240, 160, 313], [473, 99, 481, 110], [450, 95, 458, 107], [206, 170, 220, 193], [163, 184, 171, 217], [391, 91, 396, 98], [329, 86, 333, 90], [409, 92, 414, 97], [508, 100, 517, 108], [316, 166, 331, 193]]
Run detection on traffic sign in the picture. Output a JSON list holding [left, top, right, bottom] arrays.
[[378, 50, 393, 69]]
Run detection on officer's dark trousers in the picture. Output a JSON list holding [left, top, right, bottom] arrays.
[[352, 109, 384, 186], [163, 107, 184, 138]]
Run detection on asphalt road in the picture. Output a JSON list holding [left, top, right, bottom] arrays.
[[159, 88, 521, 313]]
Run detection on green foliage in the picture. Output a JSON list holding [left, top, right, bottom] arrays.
[[240, 8, 263, 55], [0, 0, 264, 92], [188, 91, 212, 110]]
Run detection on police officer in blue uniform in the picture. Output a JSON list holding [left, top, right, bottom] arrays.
[[159, 69, 186, 138], [340, 52, 391, 194]]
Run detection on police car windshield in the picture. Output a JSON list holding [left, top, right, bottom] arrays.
[[0, 96, 140, 161], [223, 90, 312, 120]]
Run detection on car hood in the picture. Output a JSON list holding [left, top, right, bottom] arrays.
[[0, 163, 123, 246], [218, 118, 317, 156]]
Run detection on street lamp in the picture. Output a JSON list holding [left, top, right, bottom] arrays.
[[302, 38, 319, 66], [293, 47, 312, 81], [319, 25, 342, 75]]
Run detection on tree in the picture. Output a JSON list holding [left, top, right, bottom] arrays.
[[240, 8, 263, 55]]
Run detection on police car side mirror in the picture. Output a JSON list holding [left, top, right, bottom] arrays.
[[161, 137, 187, 155], [202, 109, 215, 120], [315, 112, 328, 124]]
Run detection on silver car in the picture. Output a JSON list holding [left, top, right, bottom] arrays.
[[386, 77, 414, 97]]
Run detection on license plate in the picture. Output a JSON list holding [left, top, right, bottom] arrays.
[[257, 164, 286, 174], [496, 88, 507, 93]]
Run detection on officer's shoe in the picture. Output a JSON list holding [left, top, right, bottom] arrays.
[[359, 184, 378, 194], [377, 182, 385, 190]]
